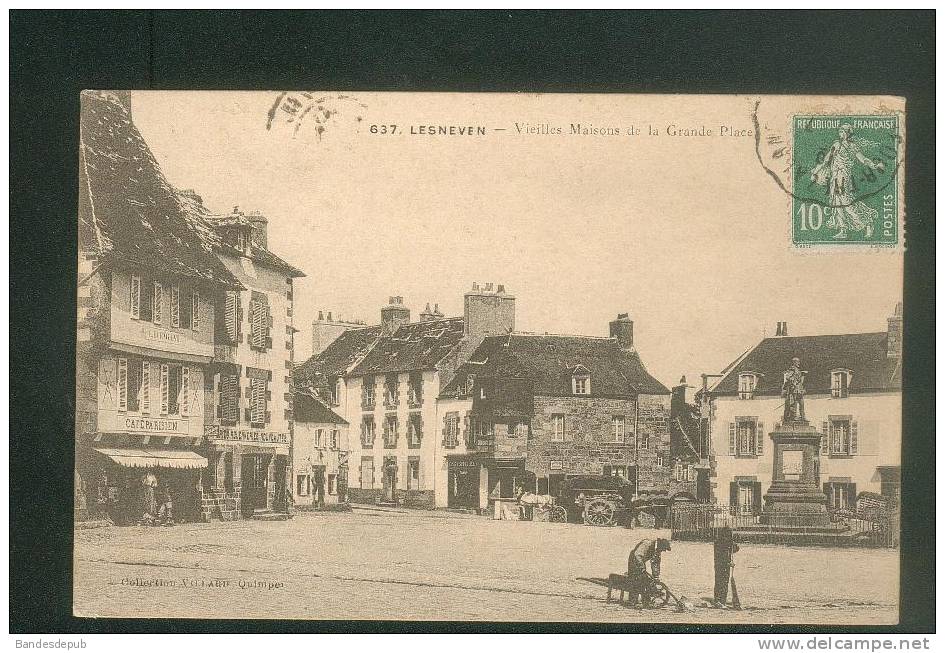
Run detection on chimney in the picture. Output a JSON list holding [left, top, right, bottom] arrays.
[[432, 303, 444, 318], [463, 282, 515, 341], [381, 296, 411, 335], [671, 375, 690, 414], [887, 301, 903, 358], [420, 303, 436, 322], [609, 313, 634, 350], [246, 210, 268, 250]]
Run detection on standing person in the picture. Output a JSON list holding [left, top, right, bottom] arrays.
[[626, 537, 672, 605], [713, 527, 739, 606]]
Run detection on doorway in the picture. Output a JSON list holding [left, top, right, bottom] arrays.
[[241, 454, 270, 516], [448, 467, 480, 509], [382, 459, 398, 502]]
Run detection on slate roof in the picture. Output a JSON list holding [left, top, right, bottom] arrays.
[[349, 318, 466, 376], [293, 391, 348, 425], [206, 210, 305, 277], [294, 325, 383, 394], [79, 91, 242, 288], [440, 333, 670, 398], [713, 332, 901, 396]]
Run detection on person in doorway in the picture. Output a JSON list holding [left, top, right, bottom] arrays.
[[713, 527, 739, 606], [626, 537, 672, 605]]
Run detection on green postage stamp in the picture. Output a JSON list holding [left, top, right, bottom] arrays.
[[792, 115, 900, 245]]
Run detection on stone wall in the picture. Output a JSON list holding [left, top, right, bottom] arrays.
[[636, 394, 672, 491]]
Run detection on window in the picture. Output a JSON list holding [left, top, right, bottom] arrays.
[[328, 474, 337, 495], [384, 415, 399, 447], [408, 414, 422, 446], [361, 416, 376, 447], [314, 429, 324, 448], [515, 421, 529, 439], [604, 465, 628, 479], [831, 370, 851, 399], [360, 457, 375, 489], [656, 453, 664, 467], [167, 365, 182, 416], [220, 374, 240, 424], [640, 432, 649, 450], [170, 285, 181, 327], [385, 374, 399, 406], [825, 482, 857, 510], [674, 462, 693, 482], [737, 483, 757, 515], [191, 291, 200, 330], [407, 458, 420, 490], [249, 377, 266, 427], [729, 418, 764, 456], [408, 372, 423, 405], [330, 379, 342, 406], [130, 275, 141, 319], [572, 375, 590, 395], [296, 474, 311, 497], [443, 412, 460, 447], [362, 377, 376, 408], [612, 415, 626, 443], [249, 297, 270, 350], [551, 414, 566, 441], [738, 373, 757, 400], [330, 429, 340, 449], [151, 282, 164, 325], [464, 375, 476, 396], [824, 417, 857, 456]]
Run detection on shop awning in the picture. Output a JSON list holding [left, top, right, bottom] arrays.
[[94, 448, 208, 469]]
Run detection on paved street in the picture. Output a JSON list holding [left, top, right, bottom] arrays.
[[74, 507, 898, 623]]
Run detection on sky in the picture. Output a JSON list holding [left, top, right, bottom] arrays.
[[130, 91, 903, 390]]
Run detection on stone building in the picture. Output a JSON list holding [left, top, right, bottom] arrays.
[[292, 390, 349, 507], [668, 377, 708, 501], [438, 314, 673, 512], [706, 309, 903, 514], [76, 90, 242, 524], [201, 207, 306, 520]]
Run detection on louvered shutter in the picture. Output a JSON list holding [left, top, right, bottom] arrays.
[[170, 285, 180, 327], [130, 276, 141, 319], [728, 422, 736, 455], [756, 421, 764, 455], [153, 283, 163, 325], [250, 378, 266, 425], [117, 358, 128, 411], [191, 291, 200, 330], [850, 421, 858, 455], [821, 420, 830, 453], [224, 292, 237, 342], [181, 367, 190, 416], [140, 362, 150, 413], [160, 364, 169, 414]]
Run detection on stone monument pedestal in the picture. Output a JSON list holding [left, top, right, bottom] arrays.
[[760, 419, 832, 529]]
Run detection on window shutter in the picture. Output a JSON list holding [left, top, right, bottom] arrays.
[[850, 421, 858, 455], [130, 276, 141, 319], [756, 421, 764, 455], [250, 378, 266, 425], [752, 482, 762, 514], [224, 292, 237, 342], [192, 291, 200, 330], [160, 364, 169, 414], [140, 362, 150, 413], [728, 422, 736, 455], [140, 279, 153, 321], [821, 420, 829, 453], [248, 300, 258, 346], [170, 285, 180, 327], [117, 358, 128, 411], [153, 282, 163, 325], [181, 367, 190, 416]]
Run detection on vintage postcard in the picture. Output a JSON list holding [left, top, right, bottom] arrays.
[[74, 91, 904, 623]]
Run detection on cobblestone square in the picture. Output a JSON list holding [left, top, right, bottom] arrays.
[[74, 508, 898, 623]]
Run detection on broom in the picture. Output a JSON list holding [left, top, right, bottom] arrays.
[[730, 566, 742, 610]]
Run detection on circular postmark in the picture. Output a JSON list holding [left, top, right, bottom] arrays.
[[752, 99, 904, 245]]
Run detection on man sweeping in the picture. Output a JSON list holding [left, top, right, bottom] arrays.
[[713, 527, 740, 607], [626, 537, 672, 605]]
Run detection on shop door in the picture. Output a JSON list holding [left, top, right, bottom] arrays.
[[383, 463, 397, 502], [241, 454, 269, 515], [448, 468, 479, 509]]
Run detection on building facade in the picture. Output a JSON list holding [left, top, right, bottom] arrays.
[[202, 207, 306, 520], [292, 391, 349, 507], [76, 90, 241, 524], [706, 309, 903, 514]]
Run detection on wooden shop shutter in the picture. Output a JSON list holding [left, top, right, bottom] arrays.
[[181, 367, 190, 416], [170, 285, 181, 327], [129, 276, 141, 319], [850, 421, 858, 455], [117, 358, 128, 411], [191, 291, 200, 330], [728, 422, 736, 455], [756, 421, 764, 455], [821, 420, 830, 453], [160, 364, 169, 414], [153, 282, 163, 325], [140, 361, 151, 413]]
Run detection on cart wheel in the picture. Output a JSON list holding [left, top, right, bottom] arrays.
[[584, 499, 616, 526], [548, 506, 568, 523], [645, 581, 671, 608]]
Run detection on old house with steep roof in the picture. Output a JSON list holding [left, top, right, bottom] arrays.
[[707, 308, 903, 514]]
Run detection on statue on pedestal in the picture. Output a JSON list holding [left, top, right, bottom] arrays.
[[781, 357, 807, 424]]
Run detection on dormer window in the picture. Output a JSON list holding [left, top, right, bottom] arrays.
[[571, 365, 591, 395], [738, 373, 758, 400], [831, 370, 851, 399], [464, 374, 476, 397]]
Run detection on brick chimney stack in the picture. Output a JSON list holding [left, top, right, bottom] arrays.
[[775, 321, 789, 337], [381, 296, 411, 335], [246, 210, 268, 250], [609, 313, 634, 350], [887, 301, 903, 358]]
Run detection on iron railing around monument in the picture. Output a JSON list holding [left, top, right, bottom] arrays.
[[670, 502, 898, 548]]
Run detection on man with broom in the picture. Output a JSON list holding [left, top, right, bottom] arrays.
[[713, 527, 740, 608]]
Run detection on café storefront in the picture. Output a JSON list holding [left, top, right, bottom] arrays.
[[446, 454, 527, 512]]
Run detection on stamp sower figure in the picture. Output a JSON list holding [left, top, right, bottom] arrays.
[[713, 527, 739, 606], [809, 124, 886, 240], [781, 357, 807, 423], [626, 537, 672, 605]]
